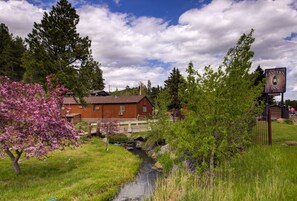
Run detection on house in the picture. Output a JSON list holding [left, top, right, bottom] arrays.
[[62, 95, 153, 122], [269, 105, 289, 119]]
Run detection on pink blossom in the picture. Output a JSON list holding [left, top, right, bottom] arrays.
[[0, 76, 79, 160]]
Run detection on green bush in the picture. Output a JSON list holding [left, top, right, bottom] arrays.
[[109, 134, 129, 144], [158, 153, 174, 174], [284, 119, 294, 125]]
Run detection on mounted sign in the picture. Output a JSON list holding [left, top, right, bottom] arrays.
[[264, 68, 286, 94]]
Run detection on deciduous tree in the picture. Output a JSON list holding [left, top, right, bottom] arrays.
[[159, 30, 264, 187], [0, 76, 79, 174]]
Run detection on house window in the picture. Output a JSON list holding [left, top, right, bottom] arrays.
[[93, 105, 100, 111], [119, 105, 125, 115], [142, 105, 147, 113]]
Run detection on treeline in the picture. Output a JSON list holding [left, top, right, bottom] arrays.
[[111, 81, 162, 105], [0, 0, 104, 103]]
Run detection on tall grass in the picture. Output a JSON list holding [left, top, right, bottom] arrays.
[[151, 122, 297, 201], [0, 138, 141, 201]]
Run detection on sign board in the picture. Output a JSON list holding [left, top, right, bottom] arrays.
[[264, 68, 286, 93], [268, 93, 280, 97]]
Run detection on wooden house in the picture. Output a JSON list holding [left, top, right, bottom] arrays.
[[62, 95, 153, 122]]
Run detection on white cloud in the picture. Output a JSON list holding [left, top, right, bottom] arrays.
[[0, 0, 44, 38], [113, 0, 120, 5], [1, 0, 297, 100]]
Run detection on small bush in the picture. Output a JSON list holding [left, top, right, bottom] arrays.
[[284, 119, 294, 125], [109, 134, 129, 144], [158, 153, 174, 174]]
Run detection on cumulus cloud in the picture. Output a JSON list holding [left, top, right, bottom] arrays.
[[0, 0, 296, 99], [0, 0, 44, 38]]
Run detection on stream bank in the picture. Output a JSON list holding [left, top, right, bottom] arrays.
[[113, 149, 161, 201]]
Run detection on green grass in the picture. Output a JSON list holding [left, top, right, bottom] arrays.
[[151, 122, 297, 201], [0, 138, 141, 201]]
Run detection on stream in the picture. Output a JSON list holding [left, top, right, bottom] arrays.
[[113, 149, 161, 201]]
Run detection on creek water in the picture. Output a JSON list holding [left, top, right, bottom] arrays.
[[113, 149, 161, 201]]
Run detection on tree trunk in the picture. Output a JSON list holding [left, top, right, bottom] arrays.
[[5, 149, 22, 175], [13, 160, 21, 175], [209, 142, 215, 189]]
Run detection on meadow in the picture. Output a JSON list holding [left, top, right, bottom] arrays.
[[151, 122, 297, 201], [0, 138, 141, 201]]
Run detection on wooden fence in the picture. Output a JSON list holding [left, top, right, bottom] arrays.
[[78, 120, 157, 136]]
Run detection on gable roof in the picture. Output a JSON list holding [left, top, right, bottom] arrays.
[[63, 95, 152, 105]]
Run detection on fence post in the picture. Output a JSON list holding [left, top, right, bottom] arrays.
[[88, 122, 92, 138], [268, 108, 272, 145], [96, 122, 101, 136]]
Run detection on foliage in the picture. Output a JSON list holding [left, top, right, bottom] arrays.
[[109, 134, 129, 144], [22, 0, 104, 102], [0, 76, 79, 174], [252, 65, 274, 105], [98, 120, 119, 151], [152, 122, 297, 201], [111, 82, 161, 106], [164, 67, 185, 111], [157, 153, 174, 174], [0, 138, 141, 201], [156, 30, 264, 186], [283, 119, 294, 125], [0, 23, 26, 81], [285, 99, 297, 109]]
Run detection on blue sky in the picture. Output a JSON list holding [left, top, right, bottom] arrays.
[[104, 0, 211, 25], [0, 0, 297, 100], [28, 0, 211, 25]]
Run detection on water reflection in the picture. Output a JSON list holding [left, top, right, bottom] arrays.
[[113, 150, 160, 201]]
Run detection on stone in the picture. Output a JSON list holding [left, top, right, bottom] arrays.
[[135, 141, 144, 149], [153, 161, 163, 171], [158, 144, 170, 155], [277, 118, 285, 123], [285, 141, 297, 146]]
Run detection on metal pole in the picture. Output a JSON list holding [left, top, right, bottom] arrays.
[[281, 92, 284, 118]]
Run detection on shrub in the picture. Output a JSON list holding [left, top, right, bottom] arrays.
[[158, 153, 174, 174], [109, 134, 129, 144]]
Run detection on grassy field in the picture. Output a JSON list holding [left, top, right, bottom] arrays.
[[151, 122, 297, 201], [0, 138, 141, 201]]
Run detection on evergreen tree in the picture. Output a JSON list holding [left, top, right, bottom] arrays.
[[147, 80, 152, 96], [0, 23, 26, 81], [22, 0, 104, 100], [150, 85, 161, 105], [252, 65, 274, 105], [164, 67, 184, 111], [90, 61, 104, 90]]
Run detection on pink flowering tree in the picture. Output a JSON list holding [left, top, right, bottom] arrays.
[[98, 121, 119, 151], [0, 76, 79, 174]]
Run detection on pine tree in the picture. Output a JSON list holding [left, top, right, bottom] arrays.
[[0, 23, 26, 81], [22, 0, 104, 100], [164, 67, 184, 111]]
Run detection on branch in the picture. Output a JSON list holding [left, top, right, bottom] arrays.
[[4, 149, 15, 161], [15, 150, 23, 162]]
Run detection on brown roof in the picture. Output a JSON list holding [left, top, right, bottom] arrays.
[[63, 95, 150, 105]]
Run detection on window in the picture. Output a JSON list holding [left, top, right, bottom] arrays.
[[142, 105, 147, 113], [93, 105, 100, 111], [119, 105, 125, 115]]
